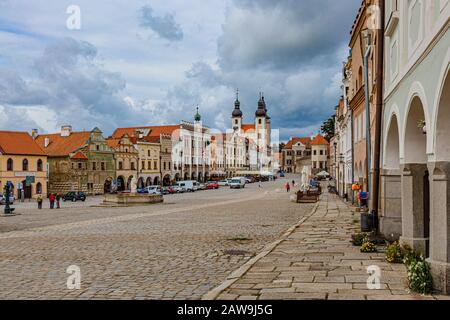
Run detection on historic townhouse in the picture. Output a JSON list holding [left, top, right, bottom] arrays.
[[0, 131, 47, 199], [106, 134, 139, 191], [113, 111, 212, 183], [380, 0, 450, 293], [136, 135, 162, 187], [281, 137, 312, 174], [36, 126, 115, 195]]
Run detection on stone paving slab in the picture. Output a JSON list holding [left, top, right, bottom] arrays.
[[204, 193, 446, 300]]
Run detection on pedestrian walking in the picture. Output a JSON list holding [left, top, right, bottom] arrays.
[[285, 182, 290, 193], [292, 180, 295, 188], [49, 193, 55, 209], [37, 194, 43, 210], [56, 193, 61, 209]]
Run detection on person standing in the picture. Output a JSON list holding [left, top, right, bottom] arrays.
[[292, 180, 295, 188], [37, 194, 43, 210], [49, 193, 55, 209], [56, 193, 61, 209], [285, 182, 290, 193]]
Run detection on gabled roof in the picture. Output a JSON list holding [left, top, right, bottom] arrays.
[[311, 134, 329, 146], [0, 131, 46, 156], [70, 151, 88, 160], [285, 137, 311, 149], [35, 131, 90, 157], [112, 125, 180, 139], [106, 138, 121, 149]]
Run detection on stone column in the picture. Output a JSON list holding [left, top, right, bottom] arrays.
[[380, 168, 402, 240], [428, 161, 450, 294], [400, 163, 429, 255]]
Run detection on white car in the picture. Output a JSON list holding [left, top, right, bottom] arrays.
[[229, 177, 246, 189], [174, 181, 199, 192], [172, 185, 186, 193], [218, 180, 229, 186], [144, 186, 163, 195]]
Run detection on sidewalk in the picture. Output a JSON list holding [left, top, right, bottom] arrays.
[[203, 192, 449, 300]]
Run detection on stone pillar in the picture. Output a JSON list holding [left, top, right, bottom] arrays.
[[428, 161, 450, 294], [400, 163, 429, 255], [380, 168, 402, 240]]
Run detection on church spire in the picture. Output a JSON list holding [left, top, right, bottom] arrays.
[[232, 88, 243, 118], [194, 105, 201, 122]]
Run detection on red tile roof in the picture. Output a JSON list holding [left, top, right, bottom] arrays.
[[112, 125, 180, 139], [106, 138, 120, 149], [285, 137, 311, 149], [70, 151, 88, 160], [241, 124, 255, 132], [0, 131, 46, 156], [35, 132, 90, 157], [311, 134, 329, 146]]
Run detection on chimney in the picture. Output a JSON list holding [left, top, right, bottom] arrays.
[[31, 129, 38, 139], [61, 125, 72, 137], [44, 137, 50, 148]]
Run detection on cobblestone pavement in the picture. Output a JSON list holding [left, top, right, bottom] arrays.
[[0, 178, 314, 300], [209, 192, 450, 300]]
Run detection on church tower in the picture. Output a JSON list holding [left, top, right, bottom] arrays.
[[255, 93, 270, 170], [231, 89, 243, 132]]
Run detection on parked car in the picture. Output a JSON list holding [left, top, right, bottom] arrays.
[[172, 185, 186, 193], [229, 177, 246, 189], [206, 182, 219, 190], [174, 181, 199, 192], [0, 194, 15, 205], [62, 192, 86, 202], [245, 177, 253, 184], [143, 186, 163, 195], [279, 171, 285, 178], [163, 186, 176, 194], [218, 180, 229, 186], [198, 183, 207, 190]]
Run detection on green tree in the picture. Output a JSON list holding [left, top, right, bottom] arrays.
[[321, 116, 335, 142]]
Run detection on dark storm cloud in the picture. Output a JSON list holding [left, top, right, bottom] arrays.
[[218, 0, 360, 71], [139, 5, 184, 41], [0, 38, 151, 133]]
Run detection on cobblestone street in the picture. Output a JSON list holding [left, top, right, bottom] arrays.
[[206, 192, 450, 300], [0, 178, 313, 300]]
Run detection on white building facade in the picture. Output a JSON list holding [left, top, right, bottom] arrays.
[[381, 0, 450, 293]]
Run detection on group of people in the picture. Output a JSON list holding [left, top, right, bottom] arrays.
[[36, 193, 61, 210]]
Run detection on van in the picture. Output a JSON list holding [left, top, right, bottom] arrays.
[[229, 177, 246, 189], [175, 181, 199, 192]]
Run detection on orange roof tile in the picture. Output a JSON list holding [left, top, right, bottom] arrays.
[[112, 125, 180, 139], [241, 124, 255, 132], [0, 131, 46, 156], [311, 134, 329, 146], [70, 151, 88, 160], [285, 137, 312, 149], [35, 132, 90, 157], [106, 138, 120, 149]]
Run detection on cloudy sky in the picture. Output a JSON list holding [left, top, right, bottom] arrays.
[[0, 0, 361, 141]]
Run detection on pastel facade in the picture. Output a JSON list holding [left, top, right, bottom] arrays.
[[0, 131, 47, 199]]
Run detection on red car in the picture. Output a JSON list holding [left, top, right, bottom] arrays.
[[206, 182, 219, 190]]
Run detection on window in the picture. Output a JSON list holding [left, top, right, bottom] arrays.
[[164, 162, 166, 170], [148, 150, 151, 156], [78, 163, 82, 170], [36, 183, 42, 194], [313, 150, 317, 156], [92, 162, 97, 170], [7, 158, 13, 171], [119, 161, 123, 170], [131, 162, 136, 170], [154, 161, 158, 170], [320, 150, 324, 156], [142, 161, 145, 170], [258, 119, 262, 125], [22, 159, 29, 171], [148, 161, 152, 170], [96, 145, 100, 151], [37, 159, 43, 171], [101, 162, 105, 171]]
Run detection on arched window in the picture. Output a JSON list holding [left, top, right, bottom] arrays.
[[37, 159, 43, 171], [22, 159, 29, 171], [36, 183, 42, 194], [7, 158, 13, 171]]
